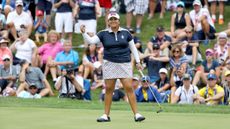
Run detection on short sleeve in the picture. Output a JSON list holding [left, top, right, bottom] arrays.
[[199, 87, 206, 97], [150, 36, 156, 43], [36, 68, 45, 81], [127, 31, 133, 42]]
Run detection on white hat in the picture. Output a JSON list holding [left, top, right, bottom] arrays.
[[159, 68, 168, 75], [93, 61, 102, 69], [108, 13, 120, 20], [15, 0, 23, 6], [218, 32, 228, 39], [2, 55, 11, 60], [0, 4, 2, 9], [193, 0, 202, 6]]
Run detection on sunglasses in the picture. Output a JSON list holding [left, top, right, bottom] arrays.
[[208, 78, 215, 81], [173, 50, 180, 53], [29, 87, 37, 89], [206, 53, 213, 56], [3, 59, 10, 62], [153, 48, 160, 50], [109, 17, 118, 21], [177, 5, 184, 8]]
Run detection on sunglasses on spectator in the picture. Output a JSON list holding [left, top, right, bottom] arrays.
[[206, 53, 213, 56], [173, 50, 180, 53], [109, 17, 118, 21], [186, 31, 192, 34], [3, 59, 10, 62], [153, 48, 160, 50], [208, 78, 215, 81], [29, 87, 37, 89], [177, 5, 184, 8]]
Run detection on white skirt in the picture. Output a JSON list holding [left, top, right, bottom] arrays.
[[102, 60, 133, 79]]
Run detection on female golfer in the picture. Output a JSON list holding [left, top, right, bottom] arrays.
[[81, 12, 145, 122]]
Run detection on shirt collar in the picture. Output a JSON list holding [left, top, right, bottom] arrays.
[[108, 27, 122, 33]]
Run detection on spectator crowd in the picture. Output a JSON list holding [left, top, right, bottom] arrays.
[[0, 0, 230, 106]]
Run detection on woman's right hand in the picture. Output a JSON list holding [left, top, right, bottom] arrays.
[[80, 25, 86, 34]]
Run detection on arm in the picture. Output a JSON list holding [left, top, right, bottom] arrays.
[[69, 0, 75, 8], [171, 14, 176, 35], [81, 25, 101, 44], [34, 20, 40, 30], [129, 40, 140, 64], [19, 64, 29, 83], [185, 13, 191, 28], [54, 0, 63, 8], [150, 56, 169, 62], [10, 40, 19, 52], [147, 41, 153, 53], [31, 47, 38, 67], [171, 94, 179, 104], [158, 83, 170, 93], [55, 77, 63, 90], [43, 79, 54, 95], [205, 91, 224, 102], [170, 68, 176, 87]]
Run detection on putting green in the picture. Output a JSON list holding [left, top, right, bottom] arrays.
[[0, 107, 229, 129]]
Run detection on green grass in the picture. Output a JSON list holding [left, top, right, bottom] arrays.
[[0, 107, 230, 129]]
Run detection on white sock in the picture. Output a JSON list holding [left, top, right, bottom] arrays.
[[219, 15, 224, 19], [101, 114, 108, 119], [212, 15, 216, 20], [135, 113, 142, 118]]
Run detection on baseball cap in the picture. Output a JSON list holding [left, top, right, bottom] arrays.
[[159, 68, 168, 75], [29, 83, 38, 89], [133, 74, 139, 81], [152, 43, 160, 49], [182, 73, 190, 80], [93, 61, 102, 69], [0, 38, 9, 44], [193, 0, 202, 6], [207, 74, 217, 80], [108, 12, 120, 20], [225, 71, 230, 76], [218, 32, 228, 39], [205, 49, 214, 55], [177, 1, 185, 7], [2, 55, 11, 60], [15, 0, 23, 6], [36, 10, 44, 16], [141, 76, 150, 82], [156, 25, 164, 32]]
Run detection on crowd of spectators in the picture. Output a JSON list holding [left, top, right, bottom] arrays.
[[0, 0, 230, 106]]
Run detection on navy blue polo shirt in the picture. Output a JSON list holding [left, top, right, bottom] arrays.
[[97, 28, 133, 63], [54, 0, 72, 12], [149, 35, 172, 46]]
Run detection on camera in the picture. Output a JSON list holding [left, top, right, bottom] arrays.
[[65, 64, 76, 75]]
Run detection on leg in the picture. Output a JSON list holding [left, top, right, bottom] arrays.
[[126, 12, 133, 29], [7, 23, 18, 40], [160, 0, 166, 19], [104, 79, 116, 116], [192, 46, 198, 65], [43, 33, 48, 42], [218, 1, 225, 25], [105, 8, 110, 28], [200, 18, 210, 36], [148, 0, 156, 19], [16, 82, 29, 95], [35, 33, 40, 42], [210, 1, 217, 22], [192, 70, 202, 86], [136, 14, 143, 33], [120, 78, 138, 114]]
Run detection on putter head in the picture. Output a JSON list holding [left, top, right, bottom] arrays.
[[156, 109, 163, 113]]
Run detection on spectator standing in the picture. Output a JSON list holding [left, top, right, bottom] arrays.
[[208, 0, 227, 25], [124, 0, 148, 33], [223, 70, 230, 105], [74, 0, 101, 35], [148, 0, 166, 19], [54, 0, 75, 41], [98, 0, 112, 28]]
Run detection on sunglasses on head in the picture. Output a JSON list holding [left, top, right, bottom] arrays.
[[3, 58, 10, 62]]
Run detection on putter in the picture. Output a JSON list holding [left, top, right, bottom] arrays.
[[138, 70, 163, 113]]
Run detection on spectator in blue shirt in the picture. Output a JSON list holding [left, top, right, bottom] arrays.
[[135, 76, 162, 103], [48, 40, 79, 82]]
